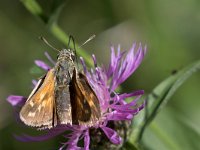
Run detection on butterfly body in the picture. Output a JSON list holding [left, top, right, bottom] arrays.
[[54, 49, 75, 126], [20, 48, 101, 129]]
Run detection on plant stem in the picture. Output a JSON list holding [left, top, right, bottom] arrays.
[[21, 0, 93, 66], [49, 23, 93, 66]]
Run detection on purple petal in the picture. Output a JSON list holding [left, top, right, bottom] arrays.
[[32, 80, 37, 86], [7, 95, 26, 106], [117, 90, 144, 99], [138, 100, 146, 111], [109, 44, 146, 91], [80, 57, 87, 74], [111, 94, 142, 110], [92, 54, 97, 68], [106, 111, 133, 121], [44, 51, 56, 65], [106, 46, 125, 79], [15, 134, 51, 142], [84, 130, 90, 150], [34, 60, 51, 71], [15, 125, 68, 142], [66, 132, 82, 150], [106, 46, 115, 77], [101, 126, 122, 144], [112, 92, 144, 107]]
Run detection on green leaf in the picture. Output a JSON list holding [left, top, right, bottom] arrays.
[[50, 23, 94, 66], [142, 109, 200, 150], [130, 60, 200, 144], [21, 0, 94, 67], [21, 0, 66, 24], [122, 142, 138, 150], [47, 0, 67, 27], [20, 0, 48, 22]]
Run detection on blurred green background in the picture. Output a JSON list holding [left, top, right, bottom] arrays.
[[0, 0, 199, 150]]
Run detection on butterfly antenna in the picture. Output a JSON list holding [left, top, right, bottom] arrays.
[[68, 35, 79, 68], [79, 34, 96, 48], [39, 36, 60, 52], [67, 35, 76, 50]]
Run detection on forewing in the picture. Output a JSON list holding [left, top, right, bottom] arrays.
[[71, 69, 101, 126], [20, 69, 56, 129]]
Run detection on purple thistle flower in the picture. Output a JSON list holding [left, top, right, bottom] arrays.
[[7, 43, 146, 150]]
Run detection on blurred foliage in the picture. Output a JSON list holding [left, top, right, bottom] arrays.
[[130, 60, 200, 149], [0, 0, 199, 150]]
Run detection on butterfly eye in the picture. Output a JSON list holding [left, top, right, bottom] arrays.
[[70, 54, 75, 61]]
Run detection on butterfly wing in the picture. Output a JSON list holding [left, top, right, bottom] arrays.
[[20, 69, 57, 129], [71, 69, 101, 126]]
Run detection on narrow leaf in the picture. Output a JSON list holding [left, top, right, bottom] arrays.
[[142, 109, 200, 150], [21, 0, 94, 67], [130, 60, 200, 143], [50, 23, 94, 66], [20, 0, 48, 22], [47, 0, 67, 27]]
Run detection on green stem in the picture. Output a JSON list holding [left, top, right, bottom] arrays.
[[21, 0, 93, 67], [49, 23, 94, 66], [123, 141, 139, 150], [149, 122, 181, 150], [20, 0, 48, 22]]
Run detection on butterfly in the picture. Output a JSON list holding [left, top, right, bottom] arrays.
[[20, 36, 101, 129]]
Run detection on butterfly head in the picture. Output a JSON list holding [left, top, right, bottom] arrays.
[[57, 48, 76, 62]]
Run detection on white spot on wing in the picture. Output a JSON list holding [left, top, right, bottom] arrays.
[[42, 101, 46, 107], [40, 93, 46, 99], [38, 105, 42, 112], [28, 112, 36, 117], [30, 101, 34, 107]]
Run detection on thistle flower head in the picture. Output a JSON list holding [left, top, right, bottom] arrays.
[[7, 43, 146, 150]]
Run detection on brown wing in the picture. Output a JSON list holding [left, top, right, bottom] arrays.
[[20, 69, 57, 129], [71, 69, 101, 126]]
